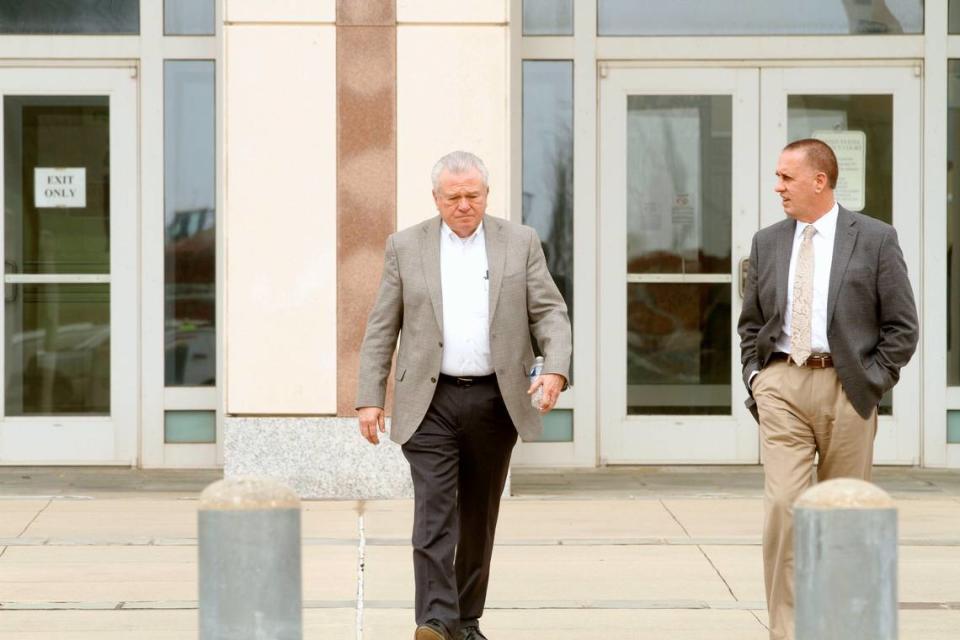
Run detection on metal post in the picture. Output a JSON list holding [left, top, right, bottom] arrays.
[[199, 476, 303, 640], [795, 478, 897, 640]]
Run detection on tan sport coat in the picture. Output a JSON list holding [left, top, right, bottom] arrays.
[[356, 215, 572, 444]]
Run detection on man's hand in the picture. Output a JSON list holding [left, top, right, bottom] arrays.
[[358, 407, 386, 445], [528, 373, 565, 414]]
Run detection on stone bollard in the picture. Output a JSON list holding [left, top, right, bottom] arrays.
[[794, 478, 897, 640], [199, 476, 303, 640]]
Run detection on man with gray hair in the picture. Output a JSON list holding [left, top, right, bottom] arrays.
[[356, 151, 571, 640]]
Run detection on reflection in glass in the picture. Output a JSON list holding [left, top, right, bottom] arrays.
[[523, 0, 573, 36], [627, 284, 730, 415], [539, 409, 573, 442], [948, 62, 960, 386], [949, 411, 960, 444], [165, 61, 216, 387], [599, 0, 922, 36], [165, 410, 216, 443], [5, 285, 110, 416], [787, 95, 893, 222], [627, 95, 732, 274], [4, 97, 110, 275], [523, 61, 574, 371], [0, 0, 139, 34], [165, 0, 215, 36], [4, 97, 112, 416]]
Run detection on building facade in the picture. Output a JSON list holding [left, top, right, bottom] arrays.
[[1, 1, 960, 490]]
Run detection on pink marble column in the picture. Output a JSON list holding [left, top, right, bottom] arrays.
[[336, 1, 397, 416]]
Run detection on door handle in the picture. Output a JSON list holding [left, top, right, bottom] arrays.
[[738, 257, 749, 298], [5, 260, 17, 303]]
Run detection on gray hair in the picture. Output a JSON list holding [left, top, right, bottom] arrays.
[[431, 150, 489, 190]]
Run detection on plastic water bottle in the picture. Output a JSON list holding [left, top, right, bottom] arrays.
[[529, 356, 545, 409]]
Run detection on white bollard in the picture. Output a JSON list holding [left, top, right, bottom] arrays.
[[794, 478, 897, 640], [198, 476, 302, 640]]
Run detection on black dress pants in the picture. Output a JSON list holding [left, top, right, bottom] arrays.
[[401, 374, 518, 637]]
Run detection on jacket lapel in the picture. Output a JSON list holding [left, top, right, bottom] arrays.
[[484, 216, 506, 325], [776, 219, 796, 321], [420, 216, 444, 333], [826, 206, 858, 329]]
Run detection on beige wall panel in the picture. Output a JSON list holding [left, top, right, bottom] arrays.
[[225, 25, 337, 414], [397, 0, 506, 24], [396, 26, 509, 230], [226, 0, 335, 23]]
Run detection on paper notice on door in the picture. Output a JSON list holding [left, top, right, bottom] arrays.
[[812, 130, 866, 212], [34, 168, 86, 208], [627, 107, 701, 255]]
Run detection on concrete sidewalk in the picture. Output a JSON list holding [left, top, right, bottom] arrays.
[[0, 467, 958, 639]]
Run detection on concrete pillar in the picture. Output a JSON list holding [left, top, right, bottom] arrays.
[[795, 478, 897, 640], [198, 477, 303, 640]]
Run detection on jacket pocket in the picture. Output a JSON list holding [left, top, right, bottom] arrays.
[[395, 367, 406, 382], [503, 269, 524, 281], [862, 357, 893, 394]]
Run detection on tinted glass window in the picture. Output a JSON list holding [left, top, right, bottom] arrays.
[[523, 0, 573, 36], [165, 0, 215, 36], [0, 0, 139, 35], [599, 0, 922, 36], [523, 61, 574, 375], [165, 61, 216, 387]]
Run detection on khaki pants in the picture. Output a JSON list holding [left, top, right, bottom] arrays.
[[752, 359, 877, 640]]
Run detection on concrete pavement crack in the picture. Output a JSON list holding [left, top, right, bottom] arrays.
[[658, 499, 691, 537], [748, 608, 770, 632], [659, 500, 745, 612], [696, 545, 739, 602], [16, 498, 52, 538], [356, 503, 366, 640], [697, 542, 770, 639]]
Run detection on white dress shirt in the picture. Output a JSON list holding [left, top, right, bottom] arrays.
[[775, 202, 839, 356], [439, 221, 493, 376]]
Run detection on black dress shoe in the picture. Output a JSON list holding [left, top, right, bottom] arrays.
[[415, 620, 449, 640], [458, 625, 488, 640]]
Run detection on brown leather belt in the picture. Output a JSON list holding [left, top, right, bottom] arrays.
[[769, 352, 834, 369]]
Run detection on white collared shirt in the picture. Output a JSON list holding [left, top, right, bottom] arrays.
[[775, 202, 839, 355], [439, 220, 493, 376]]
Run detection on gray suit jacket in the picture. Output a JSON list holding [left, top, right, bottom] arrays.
[[737, 206, 918, 421], [356, 215, 572, 444]]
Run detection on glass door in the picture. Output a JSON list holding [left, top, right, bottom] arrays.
[[599, 65, 922, 464], [760, 65, 923, 465], [0, 68, 137, 463], [599, 67, 761, 463]]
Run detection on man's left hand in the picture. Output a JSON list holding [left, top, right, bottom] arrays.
[[528, 373, 565, 414]]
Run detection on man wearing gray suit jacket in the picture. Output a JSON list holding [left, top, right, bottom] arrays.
[[356, 151, 572, 640], [738, 138, 918, 640]]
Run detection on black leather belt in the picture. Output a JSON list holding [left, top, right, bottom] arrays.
[[769, 352, 834, 369], [438, 373, 497, 388]]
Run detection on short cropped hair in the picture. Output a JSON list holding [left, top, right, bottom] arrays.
[[783, 138, 839, 189], [431, 151, 489, 190]]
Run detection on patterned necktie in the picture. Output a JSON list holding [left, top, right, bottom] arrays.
[[790, 224, 816, 366]]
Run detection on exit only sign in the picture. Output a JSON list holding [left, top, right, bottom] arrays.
[[34, 168, 86, 208]]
